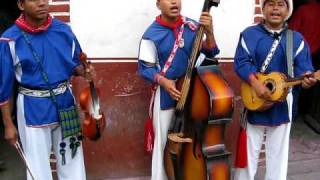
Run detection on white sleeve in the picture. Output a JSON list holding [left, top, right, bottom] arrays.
[[295, 40, 304, 58], [139, 39, 158, 64]]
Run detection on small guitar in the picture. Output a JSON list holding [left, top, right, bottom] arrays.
[[241, 71, 320, 111]]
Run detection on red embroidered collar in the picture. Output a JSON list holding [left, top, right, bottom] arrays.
[[156, 15, 183, 30], [15, 14, 52, 33]]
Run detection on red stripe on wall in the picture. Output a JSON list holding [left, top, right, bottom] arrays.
[[88, 57, 138, 61], [86, 57, 235, 61], [255, 6, 261, 14], [53, 15, 70, 22], [254, 16, 263, 23], [52, 0, 69, 2], [49, 4, 69, 12], [255, 0, 263, 23]]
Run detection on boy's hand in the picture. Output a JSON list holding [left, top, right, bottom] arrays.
[[252, 81, 271, 100], [249, 74, 272, 100], [1, 101, 18, 146], [4, 122, 18, 146], [84, 63, 96, 82], [158, 77, 182, 101], [199, 12, 213, 35], [302, 71, 317, 89], [199, 12, 216, 49], [74, 62, 96, 82]]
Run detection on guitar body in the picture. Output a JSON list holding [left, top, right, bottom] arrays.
[[241, 72, 289, 111]]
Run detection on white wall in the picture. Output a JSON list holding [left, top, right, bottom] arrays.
[[70, 0, 254, 59]]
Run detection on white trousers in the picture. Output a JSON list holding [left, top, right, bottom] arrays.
[[17, 95, 86, 180], [235, 93, 293, 180], [151, 87, 175, 180]]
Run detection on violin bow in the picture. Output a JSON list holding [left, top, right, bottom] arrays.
[[14, 141, 36, 180]]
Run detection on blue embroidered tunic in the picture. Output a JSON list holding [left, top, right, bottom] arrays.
[[0, 18, 82, 127], [234, 24, 314, 126], [138, 16, 220, 110]]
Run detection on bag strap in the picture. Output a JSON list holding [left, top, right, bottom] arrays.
[[160, 17, 188, 75], [260, 34, 282, 73], [286, 29, 294, 78], [21, 30, 59, 106]]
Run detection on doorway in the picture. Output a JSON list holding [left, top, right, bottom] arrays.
[[0, 0, 20, 145], [289, 0, 320, 132], [0, 0, 20, 34]]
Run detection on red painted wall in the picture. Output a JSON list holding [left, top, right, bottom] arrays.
[[71, 61, 242, 179]]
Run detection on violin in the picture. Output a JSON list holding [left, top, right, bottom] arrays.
[[79, 52, 106, 141]]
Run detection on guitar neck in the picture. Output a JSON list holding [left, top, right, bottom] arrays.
[[285, 80, 303, 88], [285, 70, 320, 88]]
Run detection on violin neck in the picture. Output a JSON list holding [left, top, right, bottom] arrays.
[[89, 80, 95, 89], [89, 81, 99, 110], [285, 70, 320, 88]]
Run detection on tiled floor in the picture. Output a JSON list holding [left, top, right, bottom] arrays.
[[1, 116, 319, 180], [255, 116, 320, 180]]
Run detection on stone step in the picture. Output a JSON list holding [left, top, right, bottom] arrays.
[[255, 158, 320, 179]]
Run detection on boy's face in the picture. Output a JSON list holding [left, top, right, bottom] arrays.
[[157, 0, 182, 22], [18, 0, 49, 22], [262, 0, 289, 28]]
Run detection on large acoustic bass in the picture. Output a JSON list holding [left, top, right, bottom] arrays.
[[164, 0, 234, 179]]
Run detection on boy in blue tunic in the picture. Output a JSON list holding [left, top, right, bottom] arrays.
[[138, 0, 220, 179], [234, 0, 316, 179], [0, 0, 89, 179]]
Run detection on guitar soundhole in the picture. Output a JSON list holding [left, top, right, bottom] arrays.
[[265, 80, 275, 93]]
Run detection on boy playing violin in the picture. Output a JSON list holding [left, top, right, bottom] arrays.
[[0, 0, 91, 179]]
